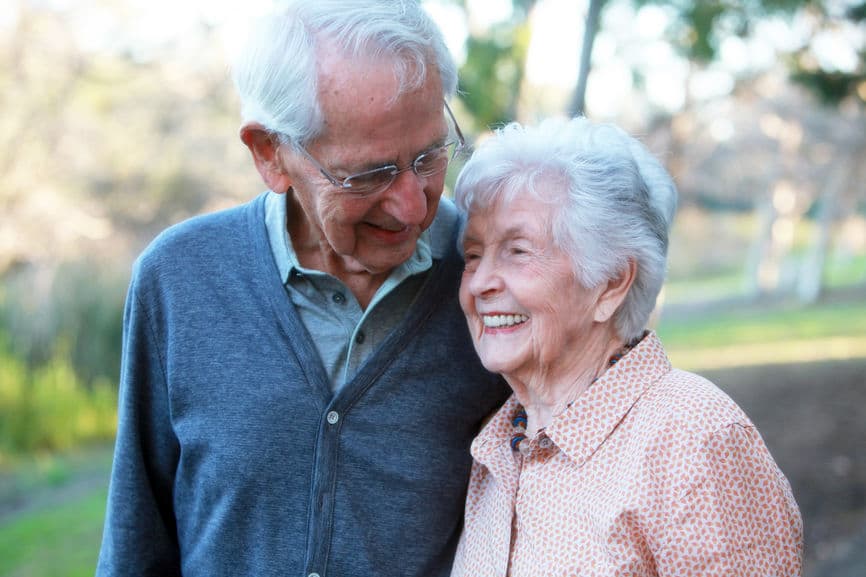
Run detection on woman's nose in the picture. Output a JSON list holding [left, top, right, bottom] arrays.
[[468, 254, 502, 297]]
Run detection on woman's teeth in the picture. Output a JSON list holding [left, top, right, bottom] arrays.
[[482, 314, 528, 328]]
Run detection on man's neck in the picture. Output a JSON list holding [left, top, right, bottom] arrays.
[[292, 242, 388, 310]]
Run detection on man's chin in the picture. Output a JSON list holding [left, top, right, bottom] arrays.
[[355, 245, 418, 275]]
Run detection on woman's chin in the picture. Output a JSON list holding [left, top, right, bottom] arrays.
[[478, 356, 518, 381]]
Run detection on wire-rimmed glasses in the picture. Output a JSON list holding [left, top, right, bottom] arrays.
[[293, 100, 465, 197]]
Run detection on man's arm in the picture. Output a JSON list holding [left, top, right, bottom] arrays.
[[96, 269, 182, 576]]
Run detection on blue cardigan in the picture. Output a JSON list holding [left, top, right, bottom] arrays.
[[96, 193, 509, 577]]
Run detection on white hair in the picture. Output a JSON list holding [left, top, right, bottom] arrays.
[[454, 117, 678, 342], [231, 0, 458, 145]]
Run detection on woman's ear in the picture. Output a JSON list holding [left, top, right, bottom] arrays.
[[240, 122, 293, 194], [593, 259, 637, 323]]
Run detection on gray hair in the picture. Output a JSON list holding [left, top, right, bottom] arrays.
[[454, 117, 677, 342], [231, 0, 458, 146]]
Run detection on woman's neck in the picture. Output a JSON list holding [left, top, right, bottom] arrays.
[[507, 328, 628, 437]]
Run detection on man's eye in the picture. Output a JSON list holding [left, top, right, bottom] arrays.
[[414, 147, 450, 176], [345, 170, 391, 191]]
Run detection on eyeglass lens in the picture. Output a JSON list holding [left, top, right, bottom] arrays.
[[342, 142, 457, 194]]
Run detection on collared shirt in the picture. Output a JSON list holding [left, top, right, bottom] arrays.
[[451, 332, 804, 577], [265, 191, 433, 390]]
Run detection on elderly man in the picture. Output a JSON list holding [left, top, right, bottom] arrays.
[[96, 2, 508, 576]]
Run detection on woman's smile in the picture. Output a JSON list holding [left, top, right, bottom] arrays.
[[481, 313, 529, 329]]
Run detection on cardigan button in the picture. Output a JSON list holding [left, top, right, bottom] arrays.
[[326, 411, 340, 425]]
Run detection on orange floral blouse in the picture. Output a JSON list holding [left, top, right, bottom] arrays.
[[451, 332, 803, 577]]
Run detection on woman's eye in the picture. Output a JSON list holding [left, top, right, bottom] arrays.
[[463, 251, 481, 270]]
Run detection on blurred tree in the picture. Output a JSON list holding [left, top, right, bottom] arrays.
[[568, 0, 607, 116], [630, 0, 865, 302], [0, 0, 259, 276], [786, 2, 866, 301], [440, 0, 864, 304], [0, 0, 260, 384], [787, 1, 866, 104], [451, 0, 538, 131]]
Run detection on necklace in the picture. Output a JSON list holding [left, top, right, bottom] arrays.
[[510, 340, 637, 453]]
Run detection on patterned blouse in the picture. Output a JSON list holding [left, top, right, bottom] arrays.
[[451, 332, 803, 577]]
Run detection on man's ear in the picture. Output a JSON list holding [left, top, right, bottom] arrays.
[[240, 122, 293, 194], [593, 259, 637, 323]]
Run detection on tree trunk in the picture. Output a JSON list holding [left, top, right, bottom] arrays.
[[567, 0, 606, 117], [744, 197, 777, 299], [796, 152, 855, 303]]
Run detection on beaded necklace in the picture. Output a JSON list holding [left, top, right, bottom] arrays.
[[510, 343, 633, 453]]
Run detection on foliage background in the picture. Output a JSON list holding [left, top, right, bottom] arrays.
[[0, 0, 864, 575]]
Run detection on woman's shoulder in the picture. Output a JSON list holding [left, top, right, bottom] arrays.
[[639, 367, 757, 438]]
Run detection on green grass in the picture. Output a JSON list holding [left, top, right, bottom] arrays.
[[0, 487, 106, 577], [663, 271, 745, 304], [825, 254, 866, 286], [0, 448, 112, 577], [655, 298, 866, 370], [656, 299, 866, 350]]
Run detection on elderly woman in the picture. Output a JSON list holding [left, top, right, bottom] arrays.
[[450, 117, 803, 576]]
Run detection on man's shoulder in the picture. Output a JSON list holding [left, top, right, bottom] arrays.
[[134, 194, 266, 278], [428, 196, 463, 260]]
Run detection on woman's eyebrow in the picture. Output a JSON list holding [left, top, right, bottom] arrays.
[[462, 232, 481, 246]]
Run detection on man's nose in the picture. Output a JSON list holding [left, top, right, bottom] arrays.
[[379, 169, 430, 226]]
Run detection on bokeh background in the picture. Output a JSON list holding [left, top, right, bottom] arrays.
[[1, 0, 864, 575]]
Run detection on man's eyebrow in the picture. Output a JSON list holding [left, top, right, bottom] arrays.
[[334, 123, 450, 175]]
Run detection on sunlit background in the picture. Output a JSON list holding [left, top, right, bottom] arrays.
[[1, 1, 865, 575]]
